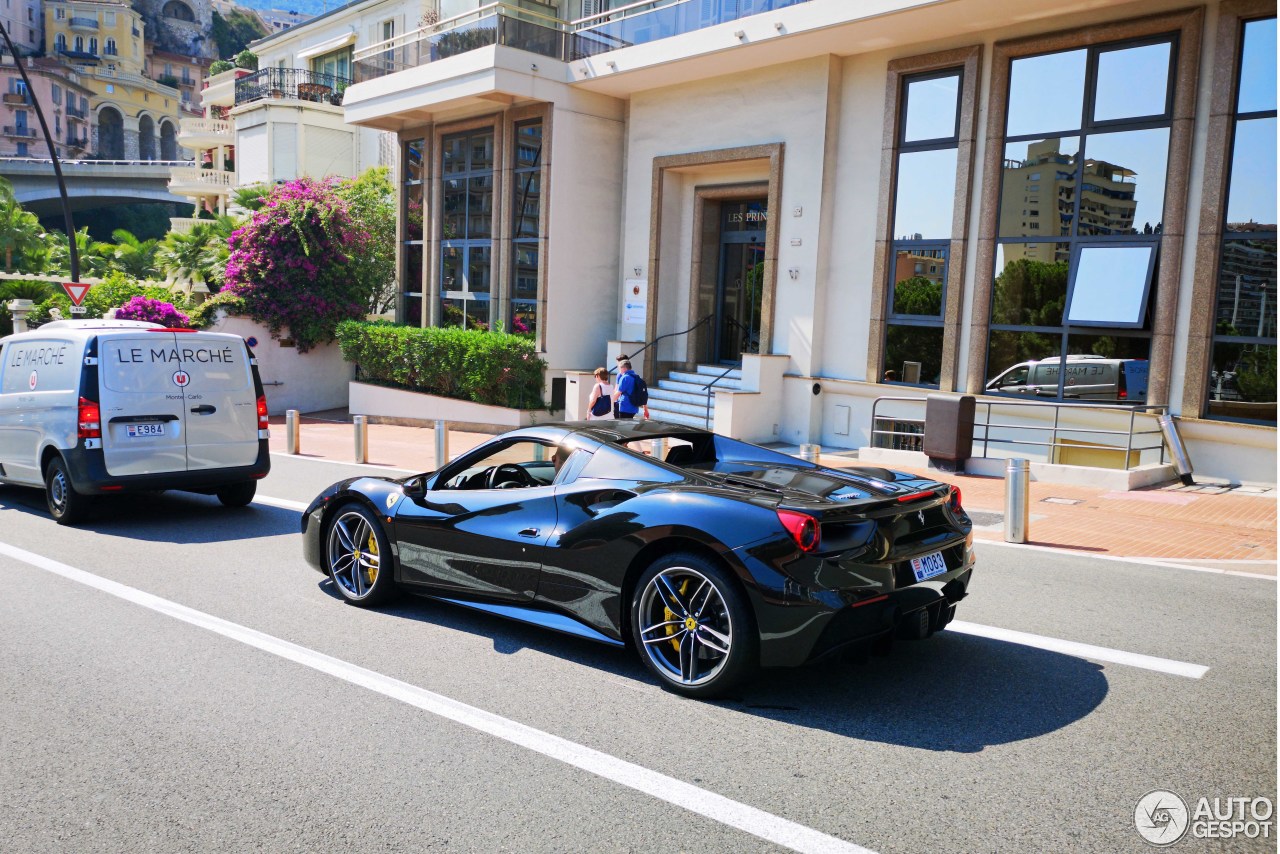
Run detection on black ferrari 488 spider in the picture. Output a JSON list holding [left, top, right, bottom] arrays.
[[301, 420, 974, 697]]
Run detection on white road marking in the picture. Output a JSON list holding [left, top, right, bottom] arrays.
[[948, 620, 1209, 679], [0, 540, 873, 854], [252, 494, 309, 512], [975, 539, 1277, 581]]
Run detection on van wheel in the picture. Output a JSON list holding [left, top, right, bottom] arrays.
[[45, 457, 91, 525], [217, 481, 257, 507]]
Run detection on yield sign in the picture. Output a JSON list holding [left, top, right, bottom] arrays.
[[62, 282, 91, 306]]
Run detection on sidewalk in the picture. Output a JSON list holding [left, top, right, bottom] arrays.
[[267, 413, 1277, 575]]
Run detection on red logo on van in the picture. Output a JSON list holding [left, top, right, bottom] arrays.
[[172, 370, 191, 388], [28, 370, 37, 390]]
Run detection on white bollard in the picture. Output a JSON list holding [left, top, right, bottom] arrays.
[[1004, 459, 1029, 543], [353, 415, 368, 464], [285, 409, 300, 455], [434, 419, 449, 469]]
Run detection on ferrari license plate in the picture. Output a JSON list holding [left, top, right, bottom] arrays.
[[910, 551, 948, 582], [125, 423, 166, 438]]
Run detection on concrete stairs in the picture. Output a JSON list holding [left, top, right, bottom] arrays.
[[644, 364, 742, 428]]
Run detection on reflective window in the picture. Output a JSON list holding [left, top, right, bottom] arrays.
[[1237, 18, 1277, 114], [890, 248, 945, 317], [400, 138, 427, 326], [885, 326, 943, 386], [992, 243, 1069, 326], [893, 148, 957, 240], [1093, 42, 1172, 122], [440, 129, 495, 330], [1225, 117, 1277, 230], [990, 35, 1176, 403], [903, 72, 959, 143], [1210, 16, 1277, 425], [1006, 49, 1087, 137], [510, 119, 542, 339], [1066, 245, 1155, 326], [1080, 128, 1169, 236], [999, 137, 1078, 238]]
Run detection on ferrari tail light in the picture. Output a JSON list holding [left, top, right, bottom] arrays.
[[777, 509, 820, 553], [256, 394, 269, 430], [77, 397, 101, 439], [949, 486, 963, 513]]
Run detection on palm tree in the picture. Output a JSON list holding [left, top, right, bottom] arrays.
[[42, 228, 110, 278], [0, 279, 53, 335], [0, 179, 43, 272], [157, 218, 233, 290], [106, 228, 160, 279]]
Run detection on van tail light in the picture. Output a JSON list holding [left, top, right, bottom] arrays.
[[77, 397, 101, 439], [777, 509, 820, 553], [1117, 368, 1128, 400], [256, 394, 269, 430], [949, 486, 963, 513]]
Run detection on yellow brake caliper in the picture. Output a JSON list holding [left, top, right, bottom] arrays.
[[363, 531, 379, 587], [665, 579, 690, 652]]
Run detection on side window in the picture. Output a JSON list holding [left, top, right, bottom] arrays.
[[437, 439, 564, 490], [2, 339, 77, 393], [577, 444, 683, 483]]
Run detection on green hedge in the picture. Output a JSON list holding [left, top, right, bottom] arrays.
[[336, 321, 547, 410]]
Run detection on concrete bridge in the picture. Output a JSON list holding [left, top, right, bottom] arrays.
[[0, 157, 191, 217]]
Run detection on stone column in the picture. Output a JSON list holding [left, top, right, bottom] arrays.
[[7, 299, 33, 333]]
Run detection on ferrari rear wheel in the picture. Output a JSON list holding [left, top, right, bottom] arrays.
[[631, 553, 756, 698], [326, 504, 396, 606]]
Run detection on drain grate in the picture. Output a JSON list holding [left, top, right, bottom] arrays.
[[967, 510, 1003, 527], [1042, 497, 1084, 505]]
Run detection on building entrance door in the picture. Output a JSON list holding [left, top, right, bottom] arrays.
[[715, 199, 767, 363]]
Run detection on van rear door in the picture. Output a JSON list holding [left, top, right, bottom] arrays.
[[173, 332, 258, 471], [99, 333, 189, 476]]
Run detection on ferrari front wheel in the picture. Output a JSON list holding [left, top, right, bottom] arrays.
[[326, 504, 396, 606], [630, 553, 756, 698]]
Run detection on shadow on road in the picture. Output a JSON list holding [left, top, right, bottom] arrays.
[[0, 485, 299, 542], [317, 582, 1108, 753]]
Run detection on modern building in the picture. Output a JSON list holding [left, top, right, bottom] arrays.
[[44, 0, 185, 159], [0, 56, 94, 158], [256, 8, 314, 33], [311, 0, 1274, 481]]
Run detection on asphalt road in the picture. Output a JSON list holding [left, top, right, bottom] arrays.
[[1, 453, 1275, 853]]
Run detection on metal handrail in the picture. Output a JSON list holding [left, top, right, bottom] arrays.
[[615, 312, 714, 375], [869, 396, 1169, 470], [701, 361, 741, 428], [355, 1, 565, 60]]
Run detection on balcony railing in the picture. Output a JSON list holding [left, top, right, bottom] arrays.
[[3, 126, 37, 138], [169, 167, 234, 189], [179, 117, 232, 138], [65, 134, 88, 148], [66, 104, 87, 119], [352, 0, 817, 81], [234, 68, 352, 106], [2, 92, 32, 105], [69, 16, 99, 30]]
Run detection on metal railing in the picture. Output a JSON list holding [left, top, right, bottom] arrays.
[[65, 104, 87, 119], [234, 68, 352, 106], [3, 126, 36, 138], [352, 0, 816, 81], [701, 361, 740, 428], [869, 396, 1169, 470], [69, 16, 99, 29]]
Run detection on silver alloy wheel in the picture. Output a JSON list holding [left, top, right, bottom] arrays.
[[327, 510, 382, 599], [637, 566, 733, 686], [48, 468, 69, 515]]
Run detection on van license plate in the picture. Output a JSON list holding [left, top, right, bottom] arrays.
[[126, 423, 166, 438], [910, 551, 947, 582]]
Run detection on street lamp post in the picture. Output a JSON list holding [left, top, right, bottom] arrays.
[[0, 22, 79, 281]]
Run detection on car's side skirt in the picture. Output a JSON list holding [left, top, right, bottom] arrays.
[[429, 596, 627, 647]]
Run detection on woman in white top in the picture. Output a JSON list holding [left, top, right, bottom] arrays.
[[586, 367, 614, 419]]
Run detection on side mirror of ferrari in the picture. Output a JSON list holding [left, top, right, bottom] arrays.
[[402, 476, 426, 499]]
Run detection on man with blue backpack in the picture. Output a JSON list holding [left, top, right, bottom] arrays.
[[613, 359, 649, 420]]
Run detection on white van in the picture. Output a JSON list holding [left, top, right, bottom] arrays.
[[986, 355, 1149, 403], [0, 319, 271, 523]]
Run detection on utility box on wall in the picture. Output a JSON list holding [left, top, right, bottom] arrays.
[[923, 394, 976, 470]]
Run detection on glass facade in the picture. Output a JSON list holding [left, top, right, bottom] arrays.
[[1209, 16, 1277, 424], [441, 129, 495, 330], [988, 35, 1178, 403], [510, 120, 542, 340], [402, 137, 425, 326], [884, 68, 961, 387]]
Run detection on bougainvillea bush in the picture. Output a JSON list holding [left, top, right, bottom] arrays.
[[113, 295, 191, 327], [336, 320, 546, 410], [222, 177, 377, 352]]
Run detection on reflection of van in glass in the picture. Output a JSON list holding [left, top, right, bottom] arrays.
[[986, 355, 1149, 403]]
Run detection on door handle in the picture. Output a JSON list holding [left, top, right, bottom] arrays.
[[518, 527, 540, 538], [190, 405, 217, 415]]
